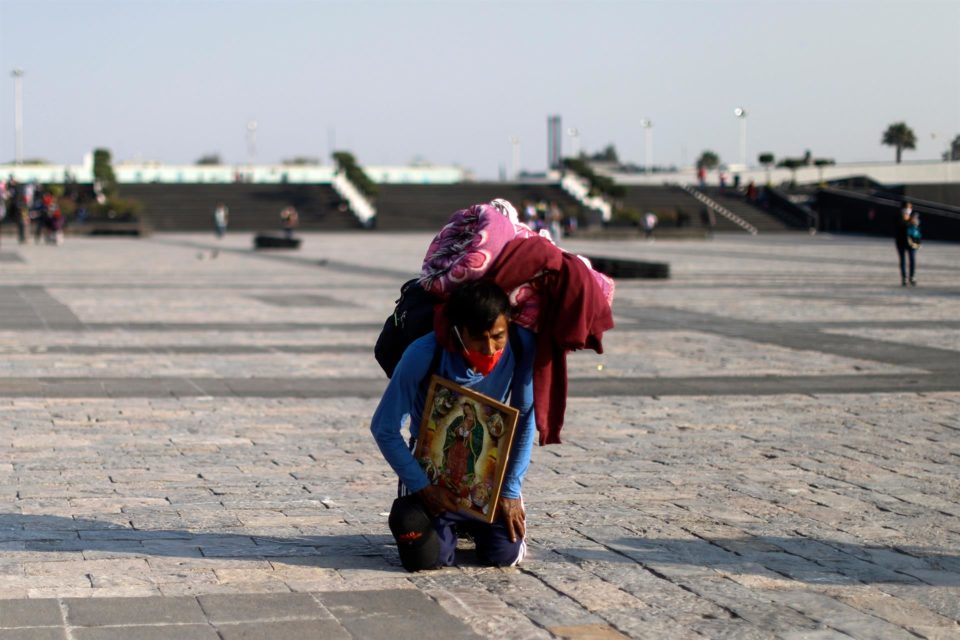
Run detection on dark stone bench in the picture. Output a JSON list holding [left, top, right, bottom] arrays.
[[254, 234, 301, 250], [73, 220, 148, 237], [584, 255, 670, 279]]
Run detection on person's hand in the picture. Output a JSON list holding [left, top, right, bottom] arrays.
[[499, 497, 526, 543], [416, 484, 459, 517]]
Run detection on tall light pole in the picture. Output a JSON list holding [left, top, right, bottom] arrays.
[[566, 127, 580, 159], [640, 118, 653, 172], [508, 136, 520, 180], [12, 68, 24, 165], [734, 107, 747, 168]]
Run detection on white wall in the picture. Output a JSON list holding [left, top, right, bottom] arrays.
[[0, 160, 465, 185], [606, 160, 960, 187]]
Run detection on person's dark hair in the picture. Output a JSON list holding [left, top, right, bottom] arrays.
[[445, 280, 510, 336]]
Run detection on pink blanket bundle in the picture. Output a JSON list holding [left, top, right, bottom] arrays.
[[419, 202, 535, 293], [418, 200, 613, 331]]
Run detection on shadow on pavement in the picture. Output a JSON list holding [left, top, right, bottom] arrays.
[[0, 513, 397, 570], [551, 535, 960, 586]]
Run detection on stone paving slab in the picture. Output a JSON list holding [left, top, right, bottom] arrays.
[[0, 590, 474, 639], [0, 333, 924, 378], [0, 233, 958, 639]]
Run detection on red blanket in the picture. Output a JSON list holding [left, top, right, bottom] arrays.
[[488, 236, 615, 445]]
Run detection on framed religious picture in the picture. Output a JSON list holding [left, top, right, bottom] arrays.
[[413, 375, 520, 523]]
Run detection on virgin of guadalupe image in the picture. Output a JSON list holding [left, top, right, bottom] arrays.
[[441, 401, 485, 496]]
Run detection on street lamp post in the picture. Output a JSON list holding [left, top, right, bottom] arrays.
[[12, 68, 24, 165], [734, 107, 747, 169], [640, 118, 653, 173], [508, 136, 520, 180]]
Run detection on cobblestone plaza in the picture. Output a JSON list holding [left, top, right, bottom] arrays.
[[0, 232, 958, 639]]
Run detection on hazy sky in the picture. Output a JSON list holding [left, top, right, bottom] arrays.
[[1, 0, 958, 178]]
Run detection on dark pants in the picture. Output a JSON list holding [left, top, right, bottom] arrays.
[[896, 243, 915, 281], [34, 216, 45, 243], [398, 480, 524, 568], [11, 209, 25, 243], [433, 511, 525, 567]]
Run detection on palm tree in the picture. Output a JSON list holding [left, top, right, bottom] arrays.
[[758, 153, 774, 185], [696, 150, 719, 170], [882, 122, 916, 164], [946, 134, 960, 161]]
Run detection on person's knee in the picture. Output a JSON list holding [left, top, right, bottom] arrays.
[[389, 495, 442, 572], [475, 527, 526, 567], [479, 539, 525, 567]]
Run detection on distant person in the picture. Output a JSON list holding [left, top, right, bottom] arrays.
[[733, 174, 741, 190], [33, 191, 52, 245], [535, 201, 547, 232], [894, 203, 916, 287], [905, 211, 922, 286], [213, 202, 229, 238], [50, 200, 65, 245], [0, 180, 5, 248], [23, 180, 36, 210], [746, 179, 758, 202], [93, 179, 106, 205], [697, 165, 707, 188], [641, 212, 658, 240], [699, 206, 716, 237], [5, 177, 24, 244], [718, 171, 727, 194], [547, 202, 563, 245], [280, 205, 299, 239], [523, 201, 537, 231]]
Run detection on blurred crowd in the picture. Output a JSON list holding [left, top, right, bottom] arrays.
[[0, 175, 87, 246], [520, 200, 576, 245]]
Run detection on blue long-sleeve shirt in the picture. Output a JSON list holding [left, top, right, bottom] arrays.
[[370, 326, 536, 499]]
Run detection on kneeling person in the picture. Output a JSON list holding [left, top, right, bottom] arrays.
[[371, 281, 536, 570]]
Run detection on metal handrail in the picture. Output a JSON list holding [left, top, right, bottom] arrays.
[[766, 187, 818, 229], [821, 187, 960, 221], [677, 183, 758, 235]]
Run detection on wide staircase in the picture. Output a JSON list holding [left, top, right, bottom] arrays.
[[121, 184, 362, 232], [621, 185, 742, 232], [374, 183, 583, 231], [698, 186, 800, 233]]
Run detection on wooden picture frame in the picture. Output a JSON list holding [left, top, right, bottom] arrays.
[[413, 375, 520, 523]]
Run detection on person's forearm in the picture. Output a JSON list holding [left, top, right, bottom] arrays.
[[370, 346, 433, 492], [372, 422, 430, 493], [501, 410, 535, 498]]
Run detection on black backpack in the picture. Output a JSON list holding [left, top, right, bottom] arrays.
[[375, 278, 443, 378]]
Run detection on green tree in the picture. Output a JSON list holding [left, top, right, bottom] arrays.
[[195, 153, 221, 165], [778, 158, 803, 188], [588, 144, 619, 163], [696, 150, 719, 170], [90, 147, 143, 221], [814, 158, 835, 185], [282, 156, 320, 166], [944, 134, 960, 161], [92, 148, 118, 199], [333, 151, 378, 199], [882, 122, 916, 164], [562, 157, 625, 199], [758, 152, 774, 185]]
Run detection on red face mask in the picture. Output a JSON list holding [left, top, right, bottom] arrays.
[[455, 326, 505, 375], [463, 346, 504, 376]]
